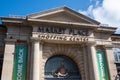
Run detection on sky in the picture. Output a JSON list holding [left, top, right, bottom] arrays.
[[0, 0, 120, 33]]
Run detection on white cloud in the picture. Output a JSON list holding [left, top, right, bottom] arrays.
[[79, 5, 94, 18], [79, 0, 120, 29]]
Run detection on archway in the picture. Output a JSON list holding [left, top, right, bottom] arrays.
[[44, 55, 82, 80]]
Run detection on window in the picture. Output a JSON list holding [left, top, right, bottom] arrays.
[[113, 48, 120, 63], [114, 52, 120, 62], [0, 40, 4, 47], [44, 56, 81, 80], [113, 48, 120, 79]]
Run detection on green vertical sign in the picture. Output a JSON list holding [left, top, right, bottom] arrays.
[[96, 49, 109, 80], [12, 45, 28, 80]]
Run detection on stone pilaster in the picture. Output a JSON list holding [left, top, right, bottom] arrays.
[[87, 43, 100, 80], [31, 39, 42, 80], [1, 39, 17, 80], [105, 45, 117, 80], [83, 45, 89, 80]]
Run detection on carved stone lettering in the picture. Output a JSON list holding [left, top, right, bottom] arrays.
[[38, 26, 89, 36]]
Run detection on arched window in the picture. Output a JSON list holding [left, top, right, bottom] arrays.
[[45, 55, 81, 80]]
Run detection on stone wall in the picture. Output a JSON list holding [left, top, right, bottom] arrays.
[[42, 43, 88, 80]]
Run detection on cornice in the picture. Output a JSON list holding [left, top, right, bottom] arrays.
[[27, 18, 99, 29], [94, 27, 116, 33]]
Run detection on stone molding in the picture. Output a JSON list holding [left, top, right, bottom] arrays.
[[42, 43, 87, 80]]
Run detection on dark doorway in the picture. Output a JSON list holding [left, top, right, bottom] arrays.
[[44, 55, 81, 80], [0, 54, 3, 79]]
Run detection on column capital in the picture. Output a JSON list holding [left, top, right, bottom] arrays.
[[92, 45, 113, 50], [104, 45, 114, 49], [31, 37, 40, 41], [30, 37, 44, 44], [95, 45, 105, 50], [5, 38, 17, 43], [87, 42, 96, 46]]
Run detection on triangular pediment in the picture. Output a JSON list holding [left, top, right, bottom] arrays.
[[28, 7, 100, 25]]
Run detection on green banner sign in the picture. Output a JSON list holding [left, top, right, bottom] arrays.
[[12, 45, 28, 80], [96, 49, 109, 80]]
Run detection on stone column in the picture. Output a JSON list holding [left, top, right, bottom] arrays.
[[105, 45, 117, 80], [31, 39, 42, 80], [1, 39, 16, 80], [87, 44, 100, 80]]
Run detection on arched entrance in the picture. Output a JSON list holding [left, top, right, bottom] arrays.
[[44, 55, 81, 80]]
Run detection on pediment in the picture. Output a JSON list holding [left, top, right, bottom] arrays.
[[28, 7, 100, 25]]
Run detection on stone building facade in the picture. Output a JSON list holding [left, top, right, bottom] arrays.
[[0, 6, 120, 80], [0, 25, 6, 79]]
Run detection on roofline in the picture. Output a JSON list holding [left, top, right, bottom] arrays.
[[111, 34, 120, 41], [27, 6, 65, 18], [100, 26, 117, 30], [0, 16, 27, 24], [63, 6, 100, 25], [0, 16, 26, 20], [112, 34, 120, 36], [1, 6, 101, 25], [95, 26, 116, 33], [27, 6, 100, 25]]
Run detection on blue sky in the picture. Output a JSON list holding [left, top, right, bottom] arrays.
[[0, 0, 120, 33], [0, 0, 92, 16]]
